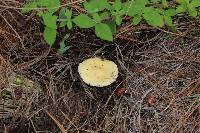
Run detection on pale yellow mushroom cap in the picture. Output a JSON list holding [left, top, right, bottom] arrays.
[[78, 57, 118, 87]]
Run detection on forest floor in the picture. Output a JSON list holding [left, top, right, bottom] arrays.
[[0, 0, 200, 133]]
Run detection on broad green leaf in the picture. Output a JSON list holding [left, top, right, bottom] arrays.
[[177, 0, 187, 4], [111, 11, 117, 16], [42, 13, 57, 29], [155, 8, 164, 14], [188, 5, 198, 17], [176, 4, 187, 13], [114, 0, 122, 11], [143, 8, 164, 27], [39, 0, 60, 13], [92, 13, 102, 23], [165, 9, 176, 16], [107, 21, 116, 34], [40, 0, 60, 7], [123, 0, 148, 16], [162, 0, 168, 7], [164, 15, 173, 26], [22, 1, 38, 13], [73, 14, 95, 28], [124, 3, 143, 16], [190, 0, 200, 7], [83, 2, 94, 13], [95, 23, 113, 41], [132, 15, 142, 25], [83, 0, 111, 13], [95, 0, 112, 11], [43, 27, 57, 46], [115, 15, 122, 25], [135, 0, 149, 6], [118, 9, 125, 16], [122, 2, 129, 13]]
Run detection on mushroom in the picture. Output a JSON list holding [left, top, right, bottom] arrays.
[[78, 57, 118, 87]]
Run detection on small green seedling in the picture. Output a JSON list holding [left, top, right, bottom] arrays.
[[2, 90, 12, 100], [57, 34, 71, 54], [189, 94, 200, 106], [13, 77, 23, 86]]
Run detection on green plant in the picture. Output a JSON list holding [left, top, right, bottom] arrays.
[[176, 0, 200, 17], [22, 0, 61, 46], [22, 0, 200, 46], [57, 34, 71, 54], [190, 94, 200, 105], [13, 76, 23, 85]]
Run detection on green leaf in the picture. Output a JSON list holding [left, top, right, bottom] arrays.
[[40, 0, 60, 7], [59, 8, 67, 19], [60, 21, 67, 28], [42, 13, 57, 29], [39, 0, 60, 13], [95, 23, 113, 41], [57, 40, 71, 54], [155, 8, 164, 15], [43, 27, 57, 46], [165, 9, 176, 16], [83, 2, 93, 13], [132, 15, 142, 25], [100, 12, 110, 19], [57, 42, 71, 54], [123, 0, 148, 17], [161, 0, 168, 7], [92, 13, 102, 23], [67, 20, 73, 30], [65, 9, 72, 19], [59, 8, 73, 29], [135, 0, 149, 6], [14, 77, 23, 85], [73, 14, 95, 28], [115, 15, 122, 25], [164, 15, 173, 26], [126, 4, 143, 16], [190, 0, 200, 7], [177, 0, 187, 4], [83, 0, 111, 13], [114, 0, 122, 11], [188, 5, 198, 17], [118, 9, 125, 16], [37, 12, 43, 17], [107, 21, 116, 34], [176, 4, 187, 13], [143, 8, 164, 27], [151, 0, 161, 3], [21, 1, 38, 13]]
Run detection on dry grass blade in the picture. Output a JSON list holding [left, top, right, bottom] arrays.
[[45, 110, 67, 133]]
